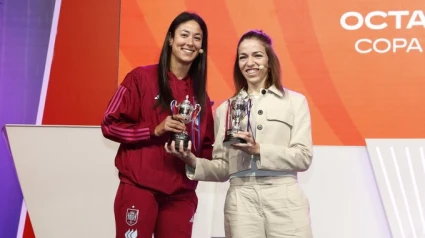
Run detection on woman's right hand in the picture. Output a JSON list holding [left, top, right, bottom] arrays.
[[154, 115, 186, 136]]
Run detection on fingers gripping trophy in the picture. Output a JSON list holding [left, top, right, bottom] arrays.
[[223, 93, 252, 146], [169, 95, 201, 150]]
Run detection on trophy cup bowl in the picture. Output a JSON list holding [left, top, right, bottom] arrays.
[[222, 94, 251, 146], [169, 95, 201, 150]]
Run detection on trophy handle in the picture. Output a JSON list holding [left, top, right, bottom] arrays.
[[225, 99, 231, 132], [170, 100, 180, 116], [191, 104, 201, 122], [246, 98, 253, 132], [247, 98, 252, 109]]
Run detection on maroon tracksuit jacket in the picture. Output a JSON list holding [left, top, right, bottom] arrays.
[[101, 64, 214, 195]]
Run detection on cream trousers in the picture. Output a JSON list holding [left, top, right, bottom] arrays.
[[224, 176, 313, 238]]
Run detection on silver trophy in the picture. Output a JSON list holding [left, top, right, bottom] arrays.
[[223, 93, 252, 146], [169, 95, 201, 150]]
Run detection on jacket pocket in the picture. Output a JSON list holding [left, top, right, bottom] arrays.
[[266, 109, 294, 128]]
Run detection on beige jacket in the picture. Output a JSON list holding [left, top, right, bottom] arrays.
[[187, 86, 313, 182]]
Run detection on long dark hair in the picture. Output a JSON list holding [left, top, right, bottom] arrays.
[[156, 12, 208, 110], [233, 30, 284, 96]]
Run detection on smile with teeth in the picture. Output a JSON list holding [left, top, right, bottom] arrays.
[[246, 68, 259, 75], [182, 48, 195, 53]]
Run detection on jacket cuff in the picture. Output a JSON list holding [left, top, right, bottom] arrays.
[[258, 143, 273, 169], [185, 158, 202, 180], [149, 124, 157, 137]]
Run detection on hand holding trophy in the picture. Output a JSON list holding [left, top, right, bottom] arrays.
[[169, 95, 201, 150], [223, 93, 252, 146]]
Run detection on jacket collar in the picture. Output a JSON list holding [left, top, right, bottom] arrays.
[[238, 85, 284, 99]]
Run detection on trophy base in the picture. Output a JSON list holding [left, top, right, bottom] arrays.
[[169, 132, 190, 150], [223, 135, 247, 146]]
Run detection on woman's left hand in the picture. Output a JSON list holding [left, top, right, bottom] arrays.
[[232, 131, 260, 155], [165, 140, 197, 168]]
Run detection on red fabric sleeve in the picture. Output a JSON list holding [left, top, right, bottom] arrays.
[[198, 96, 214, 160], [101, 70, 156, 144]]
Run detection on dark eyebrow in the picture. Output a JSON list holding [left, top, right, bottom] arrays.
[[180, 29, 202, 37]]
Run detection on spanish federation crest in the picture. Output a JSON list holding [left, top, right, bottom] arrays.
[[126, 206, 139, 226]]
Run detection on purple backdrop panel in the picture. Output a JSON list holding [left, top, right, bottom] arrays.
[[0, 0, 56, 237]]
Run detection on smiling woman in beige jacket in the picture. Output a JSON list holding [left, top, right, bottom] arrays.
[[166, 30, 314, 238]]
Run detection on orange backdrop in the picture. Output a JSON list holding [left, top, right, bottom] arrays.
[[119, 0, 425, 146]]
